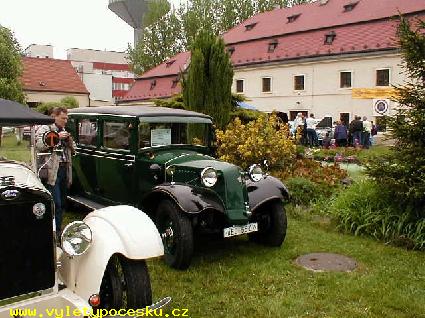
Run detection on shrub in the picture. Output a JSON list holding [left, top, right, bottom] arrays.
[[36, 96, 79, 114], [215, 114, 296, 170], [285, 177, 324, 206], [275, 158, 347, 193], [324, 179, 425, 250]]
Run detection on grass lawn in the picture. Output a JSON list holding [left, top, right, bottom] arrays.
[[0, 134, 31, 163], [64, 209, 425, 318]]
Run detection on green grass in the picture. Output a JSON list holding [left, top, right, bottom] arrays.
[[0, 134, 31, 163], [64, 210, 425, 318]]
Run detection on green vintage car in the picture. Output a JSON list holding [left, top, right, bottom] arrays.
[[68, 106, 289, 269]]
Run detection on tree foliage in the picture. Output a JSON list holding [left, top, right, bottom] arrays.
[[36, 96, 79, 115], [182, 31, 233, 128], [216, 114, 296, 169], [367, 17, 425, 218], [128, 0, 312, 74], [0, 25, 25, 103]]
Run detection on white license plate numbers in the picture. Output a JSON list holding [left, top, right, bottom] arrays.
[[223, 223, 258, 238]]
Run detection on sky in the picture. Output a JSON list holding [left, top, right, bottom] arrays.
[[0, 0, 180, 59]]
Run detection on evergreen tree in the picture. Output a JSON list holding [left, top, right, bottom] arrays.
[[183, 31, 233, 129], [368, 17, 425, 218]]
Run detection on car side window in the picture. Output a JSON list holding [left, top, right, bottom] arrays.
[[78, 119, 97, 146], [103, 121, 130, 150]]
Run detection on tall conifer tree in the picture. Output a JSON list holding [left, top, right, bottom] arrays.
[[183, 31, 233, 129]]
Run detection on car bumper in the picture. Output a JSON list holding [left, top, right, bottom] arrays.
[[0, 289, 89, 318]]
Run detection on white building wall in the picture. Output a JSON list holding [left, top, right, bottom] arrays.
[[81, 73, 113, 102], [67, 48, 128, 64], [25, 44, 54, 58], [233, 52, 403, 121]]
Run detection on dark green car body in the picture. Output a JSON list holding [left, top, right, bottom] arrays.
[[68, 106, 289, 269]]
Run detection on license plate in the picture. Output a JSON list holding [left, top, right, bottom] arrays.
[[223, 223, 258, 238]]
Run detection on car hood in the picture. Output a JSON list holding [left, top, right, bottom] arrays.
[[152, 149, 238, 171]]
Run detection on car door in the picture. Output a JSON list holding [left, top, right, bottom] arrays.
[[96, 118, 137, 205], [72, 117, 99, 196]]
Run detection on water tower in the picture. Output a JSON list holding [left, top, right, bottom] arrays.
[[108, 0, 152, 45]]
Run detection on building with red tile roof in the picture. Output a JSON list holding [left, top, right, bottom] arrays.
[[120, 0, 425, 125], [21, 57, 90, 107]]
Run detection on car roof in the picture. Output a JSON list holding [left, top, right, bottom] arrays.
[[69, 106, 212, 120]]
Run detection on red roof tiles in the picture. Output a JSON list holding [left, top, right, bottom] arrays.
[[21, 57, 89, 94], [140, 52, 191, 79], [123, 76, 181, 101], [223, 0, 425, 44], [121, 0, 425, 103]]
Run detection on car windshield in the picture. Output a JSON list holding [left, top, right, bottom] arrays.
[[139, 122, 210, 149], [0, 163, 45, 189]]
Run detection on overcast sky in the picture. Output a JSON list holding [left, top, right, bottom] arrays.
[[0, 0, 180, 59]]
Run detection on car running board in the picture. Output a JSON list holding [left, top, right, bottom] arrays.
[[67, 195, 106, 211]]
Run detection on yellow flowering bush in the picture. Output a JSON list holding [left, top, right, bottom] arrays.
[[216, 114, 296, 170]]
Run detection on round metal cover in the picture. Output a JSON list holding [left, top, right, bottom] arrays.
[[295, 253, 357, 272]]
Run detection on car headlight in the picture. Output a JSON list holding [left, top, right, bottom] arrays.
[[249, 164, 263, 182], [201, 167, 218, 187], [61, 221, 92, 257]]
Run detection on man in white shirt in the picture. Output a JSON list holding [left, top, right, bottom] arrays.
[[306, 113, 318, 147], [362, 116, 372, 149]]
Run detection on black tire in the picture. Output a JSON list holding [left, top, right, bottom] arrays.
[[248, 201, 287, 247], [99, 255, 152, 309], [156, 199, 193, 270]]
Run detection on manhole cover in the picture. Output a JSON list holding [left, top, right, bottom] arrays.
[[295, 253, 357, 272]]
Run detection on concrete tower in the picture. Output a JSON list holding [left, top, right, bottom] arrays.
[[108, 0, 152, 46]]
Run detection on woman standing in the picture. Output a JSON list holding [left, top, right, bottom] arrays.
[[334, 121, 348, 147]]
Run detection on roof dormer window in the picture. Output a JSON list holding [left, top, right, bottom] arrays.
[[245, 23, 257, 31], [171, 76, 180, 88], [268, 39, 278, 53], [343, 1, 359, 12], [150, 79, 157, 90], [324, 31, 336, 45], [227, 47, 235, 55], [287, 14, 301, 23], [166, 60, 175, 68]]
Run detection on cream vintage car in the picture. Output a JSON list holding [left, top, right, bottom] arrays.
[[0, 158, 167, 317]]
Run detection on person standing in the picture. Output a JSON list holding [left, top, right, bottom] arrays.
[[362, 116, 372, 149], [36, 107, 75, 240], [349, 116, 363, 146], [305, 113, 318, 147], [334, 121, 348, 147]]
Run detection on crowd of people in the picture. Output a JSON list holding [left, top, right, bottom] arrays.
[[290, 112, 378, 149]]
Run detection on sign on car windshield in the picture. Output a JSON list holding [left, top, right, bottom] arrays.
[[151, 128, 172, 146]]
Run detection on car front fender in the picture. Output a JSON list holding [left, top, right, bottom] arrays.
[[58, 205, 164, 302], [246, 176, 290, 212], [143, 183, 225, 215]]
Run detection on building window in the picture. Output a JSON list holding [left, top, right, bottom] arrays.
[[343, 1, 359, 12], [150, 79, 157, 90], [268, 39, 278, 53], [227, 47, 235, 55], [262, 77, 272, 93], [287, 14, 301, 23], [294, 75, 305, 91], [236, 79, 244, 93], [171, 78, 179, 88], [340, 71, 352, 88], [376, 69, 390, 86], [166, 60, 175, 68], [245, 22, 257, 31], [324, 31, 336, 45]]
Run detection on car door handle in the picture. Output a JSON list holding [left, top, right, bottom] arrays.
[[124, 163, 133, 168]]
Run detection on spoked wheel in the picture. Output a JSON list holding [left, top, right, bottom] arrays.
[[156, 200, 193, 270], [248, 201, 287, 247], [99, 254, 152, 309]]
